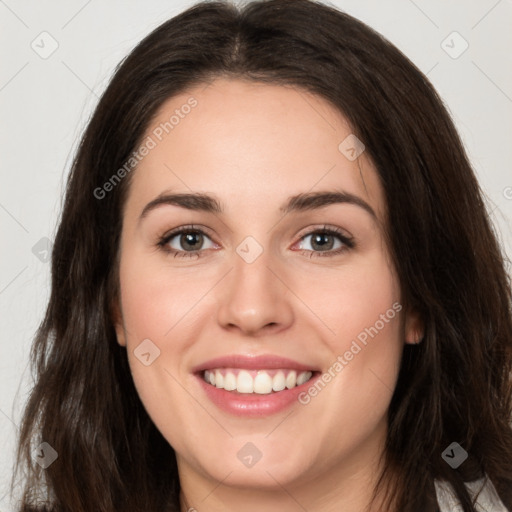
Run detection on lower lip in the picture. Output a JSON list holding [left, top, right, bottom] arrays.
[[195, 372, 321, 417]]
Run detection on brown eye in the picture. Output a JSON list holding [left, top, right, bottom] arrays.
[[176, 231, 205, 251], [158, 227, 216, 258], [296, 228, 354, 257], [308, 232, 336, 251]]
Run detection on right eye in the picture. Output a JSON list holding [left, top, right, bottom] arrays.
[[157, 226, 218, 258]]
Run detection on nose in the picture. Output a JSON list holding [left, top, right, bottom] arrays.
[[216, 247, 294, 337]]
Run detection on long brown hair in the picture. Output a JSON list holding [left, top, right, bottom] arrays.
[[11, 1, 512, 511]]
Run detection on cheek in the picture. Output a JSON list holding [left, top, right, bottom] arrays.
[[292, 255, 403, 419], [117, 256, 198, 449], [116, 249, 211, 417], [294, 253, 401, 351], [117, 251, 203, 342]]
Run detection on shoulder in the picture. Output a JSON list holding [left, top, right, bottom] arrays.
[[435, 476, 509, 511]]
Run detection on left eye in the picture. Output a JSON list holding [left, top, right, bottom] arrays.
[[297, 231, 345, 252]]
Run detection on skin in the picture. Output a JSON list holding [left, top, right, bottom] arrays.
[[113, 78, 423, 512]]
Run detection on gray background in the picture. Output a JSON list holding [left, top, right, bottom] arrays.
[[1, 0, 511, 509]]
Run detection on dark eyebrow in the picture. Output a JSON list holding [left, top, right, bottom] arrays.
[[138, 189, 376, 222], [139, 192, 223, 222], [280, 190, 376, 219]]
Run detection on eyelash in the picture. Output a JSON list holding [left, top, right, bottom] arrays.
[[156, 224, 355, 259]]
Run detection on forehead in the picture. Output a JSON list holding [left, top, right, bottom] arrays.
[[125, 78, 386, 221]]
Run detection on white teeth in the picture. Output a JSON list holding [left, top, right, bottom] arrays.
[[203, 369, 313, 394], [272, 371, 286, 392], [285, 370, 297, 389], [296, 371, 310, 386], [237, 370, 254, 393], [215, 370, 224, 388], [254, 372, 273, 394], [223, 372, 237, 391]]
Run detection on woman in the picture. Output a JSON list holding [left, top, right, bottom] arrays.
[[11, 0, 512, 511]]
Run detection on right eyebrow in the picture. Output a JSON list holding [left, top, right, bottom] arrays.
[[139, 192, 222, 224]]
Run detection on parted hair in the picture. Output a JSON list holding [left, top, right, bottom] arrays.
[[12, 1, 512, 511]]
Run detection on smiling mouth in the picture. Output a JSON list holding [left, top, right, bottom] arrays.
[[202, 368, 317, 394]]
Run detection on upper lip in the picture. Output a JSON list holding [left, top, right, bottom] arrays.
[[191, 354, 320, 373]]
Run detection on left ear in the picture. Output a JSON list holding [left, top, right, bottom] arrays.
[[404, 307, 424, 345]]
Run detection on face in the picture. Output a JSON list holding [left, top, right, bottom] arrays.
[[114, 78, 422, 503]]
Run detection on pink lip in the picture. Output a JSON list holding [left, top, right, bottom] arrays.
[[191, 354, 320, 373], [191, 354, 321, 418], [195, 373, 321, 417]]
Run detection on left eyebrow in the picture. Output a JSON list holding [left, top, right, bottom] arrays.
[[280, 190, 377, 219], [138, 189, 377, 223]]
